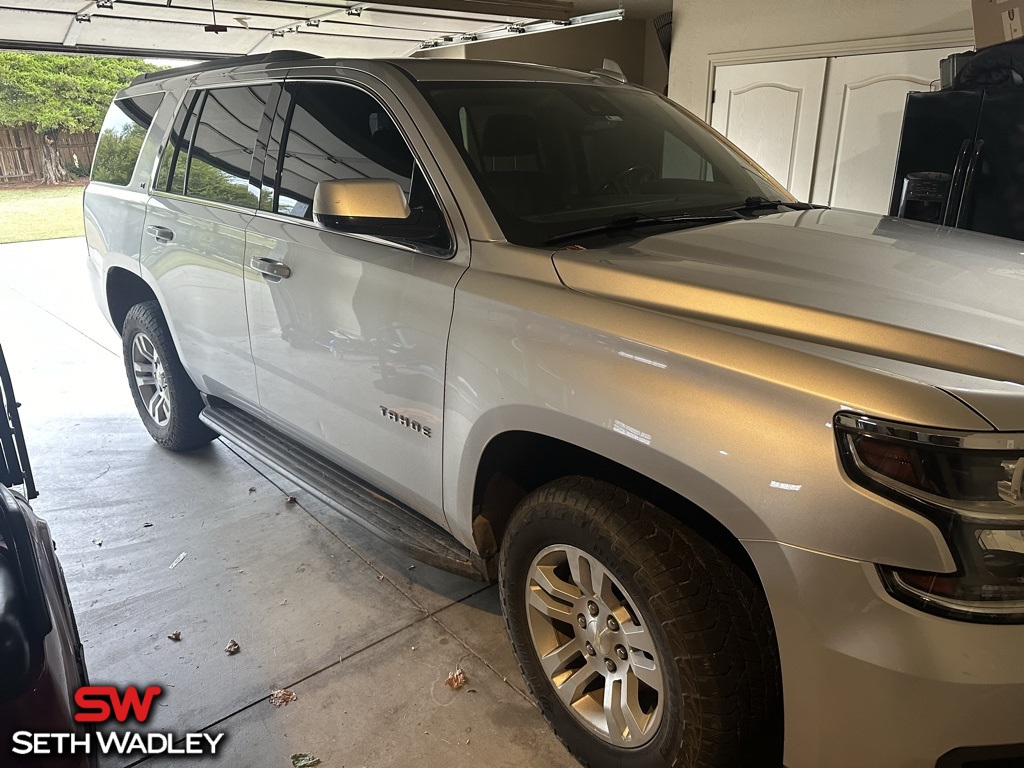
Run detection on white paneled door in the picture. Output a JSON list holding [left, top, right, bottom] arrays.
[[712, 48, 963, 214], [710, 58, 827, 202], [811, 48, 963, 212]]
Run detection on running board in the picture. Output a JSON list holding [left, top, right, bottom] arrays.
[[199, 404, 488, 581]]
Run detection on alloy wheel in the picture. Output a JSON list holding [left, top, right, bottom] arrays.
[[131, 331, 171, 427], [525, 544, 666, 747]]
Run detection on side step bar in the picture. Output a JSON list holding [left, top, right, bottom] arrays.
[[200, 404, 488, 581]]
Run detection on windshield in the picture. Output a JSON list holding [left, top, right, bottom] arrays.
[[420, 81, 791, 247]]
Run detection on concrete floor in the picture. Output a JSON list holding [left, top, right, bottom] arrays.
[[1, 238, 578, 768]]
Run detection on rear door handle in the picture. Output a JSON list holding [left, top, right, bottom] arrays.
[[249, 257, 291, 280], [146, 225, 174, 243]]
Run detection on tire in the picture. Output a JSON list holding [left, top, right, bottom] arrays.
[[499, 476, 783, 768], [121, 301, 215, 451]]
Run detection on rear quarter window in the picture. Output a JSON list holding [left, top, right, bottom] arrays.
[[91, 93, 165, 186]]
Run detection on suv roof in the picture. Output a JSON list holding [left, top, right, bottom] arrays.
[[129, 51, 626, 91]]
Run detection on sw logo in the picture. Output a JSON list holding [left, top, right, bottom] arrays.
[[74, 685, 163, 723], [11, 685, 226, 758]]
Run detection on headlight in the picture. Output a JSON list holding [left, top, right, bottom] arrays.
[[835, 413, 1024, 624]]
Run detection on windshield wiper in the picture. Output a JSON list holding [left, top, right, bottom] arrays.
[[544, 211, 740, 245], [718, 196, 819, 216]]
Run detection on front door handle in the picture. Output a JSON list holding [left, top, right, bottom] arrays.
[[249, 256, 291, 280], [146, 225, 174, 243]]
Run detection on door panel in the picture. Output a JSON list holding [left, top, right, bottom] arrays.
[[811, 48, 963, 212], [711, 58, 827, 201], [245, 80, 463, 524], [244, 223, 463, 523], [141, 84, 274, 407], [141, 197, 257, 405]]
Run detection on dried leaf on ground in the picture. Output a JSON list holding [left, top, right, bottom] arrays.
[[142, 522, 153, 528], [290, 753, 321, 768], [225, 639, 240, 655], [445, 666, 467, 690], [269, 689, 297, 707], [167, 630, 181, 641], [248, 487, 256, 493], [92, 539, 102, 547], [284, 495, 296, 504]]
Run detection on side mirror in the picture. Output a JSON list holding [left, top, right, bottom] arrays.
[[313, 179, 411, 230]]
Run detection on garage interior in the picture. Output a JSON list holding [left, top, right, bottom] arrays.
[[0, 0, 1006, 766]]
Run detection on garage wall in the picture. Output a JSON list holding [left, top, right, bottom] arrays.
[[668, 0, 975, 117], [416, 19, 670, 91]]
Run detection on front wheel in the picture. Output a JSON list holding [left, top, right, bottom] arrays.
[[121, 301, 215, 451], [499, 476, 782, 768]]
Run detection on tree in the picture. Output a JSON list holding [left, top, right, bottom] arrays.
[[0, 53, 162, 184]]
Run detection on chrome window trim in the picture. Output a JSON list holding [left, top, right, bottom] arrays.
[[248, 207, 432, 256], [148, 188, 257, 218]]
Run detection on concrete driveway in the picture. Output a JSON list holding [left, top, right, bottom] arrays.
[[0, 237, 578, 768]]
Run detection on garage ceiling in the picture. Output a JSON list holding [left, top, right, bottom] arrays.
[[0, 0, 638, 59]]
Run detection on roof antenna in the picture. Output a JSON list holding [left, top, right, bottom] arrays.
[[205, 0, 227, 33]]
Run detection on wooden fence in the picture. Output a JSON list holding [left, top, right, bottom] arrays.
[[0, 126, 98, 185]]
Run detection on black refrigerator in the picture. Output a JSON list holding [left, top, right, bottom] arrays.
[[889, 89, 1024, 242]]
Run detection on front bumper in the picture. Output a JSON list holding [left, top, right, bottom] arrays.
[[745, 540, 1024, 768]]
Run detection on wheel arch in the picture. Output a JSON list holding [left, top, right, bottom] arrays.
[[469, 427, 770, 593], [106, 267, 159, 334]]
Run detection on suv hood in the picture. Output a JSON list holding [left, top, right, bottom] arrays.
[[553, 208, 1024, 395]]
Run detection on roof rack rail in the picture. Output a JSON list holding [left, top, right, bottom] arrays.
[[131, 50, 322, 86]]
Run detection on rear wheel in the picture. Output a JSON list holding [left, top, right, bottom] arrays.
[[121, 301, 215, 451], [498, 476, 782, 768]]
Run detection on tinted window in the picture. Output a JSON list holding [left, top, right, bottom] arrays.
[[273, 83, 414, 219], [264, 82, 450, 251], [155, 90, 199, 196], [172, 85, 271, 207], [421, 83, 786, 247], [91, 93, 164, 186]]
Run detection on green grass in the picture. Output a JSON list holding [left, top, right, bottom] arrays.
[[0, 184, 85, 244]]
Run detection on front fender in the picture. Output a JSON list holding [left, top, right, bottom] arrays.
[[443, 251, 983, 573]]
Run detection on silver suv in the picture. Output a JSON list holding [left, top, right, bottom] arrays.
[[84, 51, 1024, 768]]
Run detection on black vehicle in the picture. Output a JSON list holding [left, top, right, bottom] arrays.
[[0, 343, 92, 767]]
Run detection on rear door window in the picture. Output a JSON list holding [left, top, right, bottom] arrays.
[[91, 93, 165, 186], [154, 85, 272, 208]]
